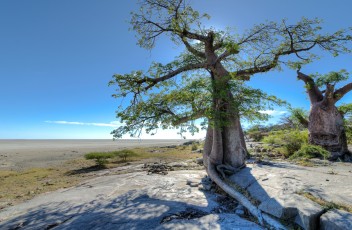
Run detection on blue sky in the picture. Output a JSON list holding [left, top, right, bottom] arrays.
[[0, 0, 351, 139]]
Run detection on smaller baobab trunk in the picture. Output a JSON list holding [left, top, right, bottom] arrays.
[[297, 70, 352, 160]]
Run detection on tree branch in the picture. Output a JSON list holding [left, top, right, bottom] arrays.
[[334, 82, 352, 102], [321, 83, 335, 106], [137, 62, 208, 90], [181, 37, 206, 58], [181, 29, 208, 42], [235, 53, 280, 76], [297, 71, 324, 103], [172, 110, 206, 126]]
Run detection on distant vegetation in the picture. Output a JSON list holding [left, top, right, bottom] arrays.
[[85, 150, 138, 166], [113, 150, 138, 162], [290, 144, 330, 160], [246, 108, 352, 161], [263, 129, 308, 158]]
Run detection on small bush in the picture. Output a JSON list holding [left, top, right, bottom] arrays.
[[262, 134, 277, 145], [247, 130, 265, 142], [290, 144, 330, 160], [85, 152, 115, 166], [263, 129, 308, 157], [113, 150, 138, 162], [191, 143, 198, 151]]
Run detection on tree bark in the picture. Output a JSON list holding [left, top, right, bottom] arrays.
[[297, 70, 350, 160], [309, 102, 349, 160], [203, 70, 247, 170], [204, 116, 247, 169]]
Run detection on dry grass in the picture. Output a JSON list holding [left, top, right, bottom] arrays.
[[0, 145, 202, 210], [296, 191, 352, 213]]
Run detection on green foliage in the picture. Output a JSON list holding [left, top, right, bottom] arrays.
[[131, 0, 212, 49], [110, 0, 352, 139], [85, 152, 115, 166], [110, 72, 286, 138], [338, 103, 352, 117], [289, 107, 309, 128], [263, 129, 308, 157], [112, 150, 138, 162], [345, 116, 352, 144], [290, 144, 330, 160], [310, 69, 349, 88], [247, 130, 265, 142], [191, 143, 198, 151]]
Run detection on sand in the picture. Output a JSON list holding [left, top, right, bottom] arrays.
[[0, 139, 188, 170]]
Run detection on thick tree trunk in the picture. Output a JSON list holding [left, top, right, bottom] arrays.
[[203, 68, 247, 169], [203, 115, 247, 169], [309, 102, 349, 160]]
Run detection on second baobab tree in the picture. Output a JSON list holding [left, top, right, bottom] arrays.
[[297, 69, 352, 160]]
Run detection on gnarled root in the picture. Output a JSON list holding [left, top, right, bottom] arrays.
[[207, 162, 287, 230], [216, 164, 244, 178]]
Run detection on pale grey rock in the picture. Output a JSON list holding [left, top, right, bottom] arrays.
[[0, 170, 262, 230], [158, 213, 263, 230], [258, 195, 297, 220], [187, 180, 200, 187], [294, 195, 324, 230], [191, 149, 203, 153], [198, 183, 212, 191], [320, 209, 352, 230], [168, 162, 188, 167], [258, 194, 323, 229], [227, 161, 351, 229], [195, 157, 203, 165], [246, 182, 279, 204], [228, 167, 256, 189]]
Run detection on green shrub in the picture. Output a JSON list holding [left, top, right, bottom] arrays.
[[112, 150, 138, 162], [191, 143, 198, 151], [262, 134, 277, 145], [263, 129, 308, 157], [290, 144, 330, 160], [85, 152, 115, 166], [247, 130, 265, 141]]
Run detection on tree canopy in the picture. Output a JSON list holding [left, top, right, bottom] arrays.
[[297, 69, 352, 105], [109, 0, 352, 139]]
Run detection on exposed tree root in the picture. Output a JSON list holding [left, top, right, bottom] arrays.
[[216, 164, 243, 178], [207, 162, 287, 230]]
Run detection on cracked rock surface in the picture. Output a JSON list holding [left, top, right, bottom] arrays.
[[229, 161, 352, 229], [0, 170, 261, 230]]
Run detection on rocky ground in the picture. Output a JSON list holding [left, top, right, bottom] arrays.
[[1, 139, 352, 229], [1, 158, 351, 229], [0, 165, 262, 230], [229, 160, 352, 229]]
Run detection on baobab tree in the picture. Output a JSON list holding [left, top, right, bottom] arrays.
[[111, 0, 351, 169], [109, 0, 351, 226], [297, 69, 352, 160]]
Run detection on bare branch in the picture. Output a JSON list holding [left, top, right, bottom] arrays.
[[235, 41, 318, 77], [297, 71, 324, 103], [321, 83, 335, 105], [181, 37, 206, 58], [172, 110, 206, 126], [137, 61, 208, 90], [334, 82, 352, 102]]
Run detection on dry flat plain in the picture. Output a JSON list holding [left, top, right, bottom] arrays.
[[0, 139, 187, 170], [0, 139, 201, 210]]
